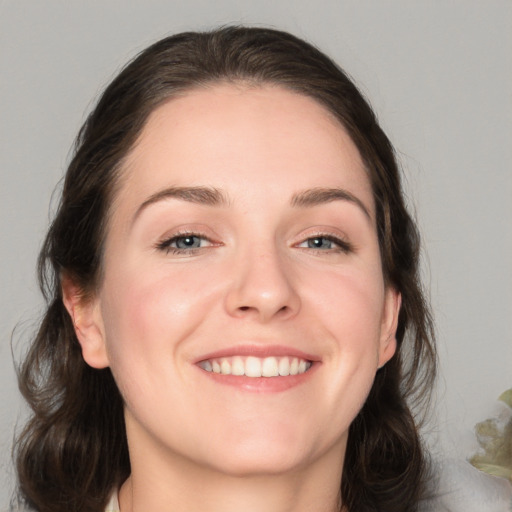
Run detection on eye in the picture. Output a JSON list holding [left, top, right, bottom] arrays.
[[297, 235, 352, 253], [156, 233, 214, 254], [304, 237, 334, 250], [172, 235, 204, 249]]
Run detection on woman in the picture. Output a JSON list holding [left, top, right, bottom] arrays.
[[14, 26, 437, 512]]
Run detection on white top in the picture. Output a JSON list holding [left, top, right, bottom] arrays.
[[105, 491, 120, 512]]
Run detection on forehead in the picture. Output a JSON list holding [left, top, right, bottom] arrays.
[[117, 84, 373, 216]]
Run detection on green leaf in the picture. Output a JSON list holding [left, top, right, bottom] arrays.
[[471, 462, 512, 481], [498, 389, 512, 409]]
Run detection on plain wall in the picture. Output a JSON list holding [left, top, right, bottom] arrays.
[[1, 0, 511, 504]]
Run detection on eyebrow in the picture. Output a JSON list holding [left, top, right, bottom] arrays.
[[132, 185, 371, 224], [132, 186, 229, 223], [291, 187, 372, 220]]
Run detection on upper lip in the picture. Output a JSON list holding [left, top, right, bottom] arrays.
[[194, 344, 321, 363]]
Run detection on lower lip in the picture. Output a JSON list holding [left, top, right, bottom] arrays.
[[196, 363, 318, 393]]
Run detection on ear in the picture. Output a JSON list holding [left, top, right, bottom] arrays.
[[61, 274, 110, 369], [378, 287, 401, 368]]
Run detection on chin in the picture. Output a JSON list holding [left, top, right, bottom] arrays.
[[195, 426, 345, 478], [204, 449, 313, 477]]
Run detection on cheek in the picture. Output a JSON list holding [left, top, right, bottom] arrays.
[[306, 268, 385, 405], [308, 265, 385, 340], [97, 272, 197, 408], [99, 264, 220, 361]]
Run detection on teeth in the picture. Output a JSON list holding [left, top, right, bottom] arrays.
[[220, 359, 231, 375], [262, 357, 279, 377], [232, 356, 244, 376], [278, 357, 290, 376], [245, 356, 262, 377], [199, 356, 312, 377]]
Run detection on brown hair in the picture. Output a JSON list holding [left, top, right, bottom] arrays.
[[15, 26, 436, 512]]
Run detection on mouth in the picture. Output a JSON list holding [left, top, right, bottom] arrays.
[[194, 345, 319, 392], [198, 355, 312, 377]]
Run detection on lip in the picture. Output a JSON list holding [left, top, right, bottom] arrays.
[[194, 344, 321, 393], [196, 367, 318, 392], [194, 344, 321, 363]]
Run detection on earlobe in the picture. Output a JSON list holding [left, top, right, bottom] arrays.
[[378, 288, 401, 368], [61, 274, 110, 369]]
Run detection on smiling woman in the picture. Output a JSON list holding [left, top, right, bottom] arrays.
[[13, 27, 437, 512]]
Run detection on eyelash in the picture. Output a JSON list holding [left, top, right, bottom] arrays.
[[155, 231, 352, 256]]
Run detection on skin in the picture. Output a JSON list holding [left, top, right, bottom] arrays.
[[64, 84, 400, 512]]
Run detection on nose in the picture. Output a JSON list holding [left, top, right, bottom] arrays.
[[224, 245, 301, 323]]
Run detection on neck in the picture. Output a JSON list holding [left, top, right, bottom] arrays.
[[119, 441, 345, 512]]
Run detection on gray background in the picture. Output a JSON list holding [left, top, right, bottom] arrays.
[[1, 0, 510, 504]]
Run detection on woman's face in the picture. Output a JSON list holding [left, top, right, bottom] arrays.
[[73, 84, 399, 476]]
